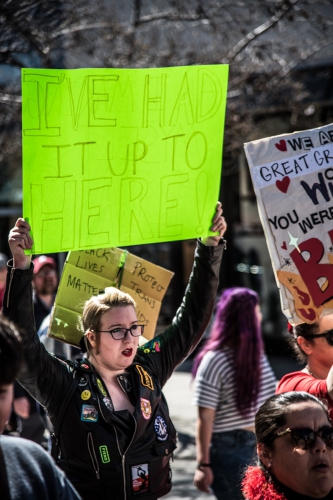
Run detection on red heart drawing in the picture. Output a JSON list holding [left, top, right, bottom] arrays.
[[281, 242, 287, 250], [275, 139, 287, 152], [276, 176, 290, 193]]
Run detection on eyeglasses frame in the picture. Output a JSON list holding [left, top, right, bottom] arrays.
[[93, 325, 145, 340]]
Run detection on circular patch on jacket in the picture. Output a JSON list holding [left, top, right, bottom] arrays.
[[81, 390, 91, 401], [154, 415, 168, 441], [78, 375, 88, 387]]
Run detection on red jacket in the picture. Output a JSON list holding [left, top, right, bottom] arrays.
[[276, 371, 333, 419]]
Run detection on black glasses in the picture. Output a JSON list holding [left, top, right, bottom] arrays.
[[303, 329, 333, 346], [95, 325, 144, 340], [274, 426, 333, 450]]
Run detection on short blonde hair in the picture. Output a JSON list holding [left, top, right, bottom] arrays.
[[82, 287, 136, 355]]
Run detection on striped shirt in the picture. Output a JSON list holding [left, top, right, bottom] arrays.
[[192, 350, 277, 432]]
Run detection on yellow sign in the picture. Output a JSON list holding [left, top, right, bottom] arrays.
[[48, 247, 174, 347], [22, 65, 228, 253]]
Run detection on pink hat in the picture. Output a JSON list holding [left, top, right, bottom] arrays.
[[32, 255, 57, 275]]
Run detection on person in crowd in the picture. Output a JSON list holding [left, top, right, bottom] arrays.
[[10, 255, 59, 447], [0, 252, 8, 310], [32, 255, 58, 331], [242, 391, 333, 499], [192, 287, 277, 499], [277, 314, 333, 419], [1, 253, 20, 436], [3, 202, 226, 500], [0, 314, 82, 500]]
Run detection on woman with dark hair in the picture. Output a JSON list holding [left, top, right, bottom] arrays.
[[277, 313, 333, 420], [242, 391, 333, 499], [192, 287, 276, 499]]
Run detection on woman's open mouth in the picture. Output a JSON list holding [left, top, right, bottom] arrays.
[[122, 348, 133, 357], [313, 462, 330, 473]]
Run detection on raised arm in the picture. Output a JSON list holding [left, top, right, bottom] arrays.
[[2, 219, 71, 412], [8, 218, 32, 270], [201, 201, 227, 247], [3, 218, 34, 329], [135, 202, 227, 386]]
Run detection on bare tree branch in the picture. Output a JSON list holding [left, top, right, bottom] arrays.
[[266, 36, 333, 89], [222, 0, 298, 63], [138, 10, 203, 24], [0, 9, 50, 59], [51, 22, 115, 39], [0, 93, 21, 104], [51, 7, 208, 38]]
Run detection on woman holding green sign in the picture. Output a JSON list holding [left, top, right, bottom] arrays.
[[3, 202, 226, 500]]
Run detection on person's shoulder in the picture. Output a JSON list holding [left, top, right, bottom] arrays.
[[1, 436, 63, 479], [198, 349, 230, 375], [276, 370, 309, 392], [279, 370, 307, 381], [1, 434, 32, 447], [0, 435, 55, 470], [0, 436, 82, 500], [1, 435, 49, 458], [1, 434, 20, 447], [202, 349, 229, 365]]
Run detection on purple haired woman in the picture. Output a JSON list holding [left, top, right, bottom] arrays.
[[192, 287, 277, 500]]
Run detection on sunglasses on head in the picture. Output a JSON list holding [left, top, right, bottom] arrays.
[[273, 426, 333, 450], [302, 329, 333, 346]]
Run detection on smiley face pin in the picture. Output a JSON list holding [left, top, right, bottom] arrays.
[[81, 390, 91, 401]]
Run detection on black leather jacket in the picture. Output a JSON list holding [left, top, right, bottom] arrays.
[[3, 240, 224, 500]]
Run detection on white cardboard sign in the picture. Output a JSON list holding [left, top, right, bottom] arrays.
[[244, 123, 333, 325]]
